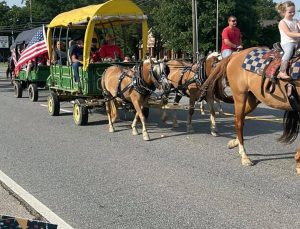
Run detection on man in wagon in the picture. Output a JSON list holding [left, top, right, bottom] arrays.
[[71, 39, 84, 83], [99, 34, 123, 62]]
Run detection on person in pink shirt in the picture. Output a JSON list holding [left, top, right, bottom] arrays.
[[221, 16, 242, 58], [99, 34, 123, 62]]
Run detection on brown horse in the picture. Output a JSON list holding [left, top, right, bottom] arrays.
[[201, 47, 300, 174], [200, 52, 225, 115], [162, 59, 219, 136], [101, 59, 169, 141]]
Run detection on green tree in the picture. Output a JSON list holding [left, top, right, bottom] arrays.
[[152, 0, 193, 53]]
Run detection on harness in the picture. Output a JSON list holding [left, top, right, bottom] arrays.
[[103, 62, 161, 103], [173, 59, 206, 96]]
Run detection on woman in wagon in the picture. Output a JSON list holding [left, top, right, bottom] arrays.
[[99, 34, 123, 62], [52, 41, 67, 65]]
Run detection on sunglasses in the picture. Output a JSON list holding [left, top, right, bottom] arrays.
[[231, 20, 237, 22]]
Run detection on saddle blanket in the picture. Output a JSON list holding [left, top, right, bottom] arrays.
[[242, 47, 300, 79], [241, 48, 270, 75], [291, 60, 300, 79]]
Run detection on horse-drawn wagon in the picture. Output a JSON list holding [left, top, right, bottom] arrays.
[[46, 0, 149, 125], [11, 26, 50, 102]]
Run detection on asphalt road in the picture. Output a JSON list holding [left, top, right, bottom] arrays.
[[0, 75, 300, 229]]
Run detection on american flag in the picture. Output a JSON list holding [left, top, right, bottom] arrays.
[[14, 26, 48, 76], [11, 48, 17, 66]]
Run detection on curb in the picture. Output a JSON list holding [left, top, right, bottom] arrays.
[[0, 170, 74, 229]]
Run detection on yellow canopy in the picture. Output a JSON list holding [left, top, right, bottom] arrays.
[[47, 0, 148, 70]]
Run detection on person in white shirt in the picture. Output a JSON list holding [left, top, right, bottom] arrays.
[[276, 1, 300, 79]]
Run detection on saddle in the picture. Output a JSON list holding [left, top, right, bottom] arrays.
[[261, 42, 300, 94]]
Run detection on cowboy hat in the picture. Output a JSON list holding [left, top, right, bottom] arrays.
[[105, 34, 116, 41]]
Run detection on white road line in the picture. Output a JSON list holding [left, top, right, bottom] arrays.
[[0, 170, 74, 229], [40, 104, 73, 113]]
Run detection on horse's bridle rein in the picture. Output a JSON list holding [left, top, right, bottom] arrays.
[[168, 59, 206, 95]]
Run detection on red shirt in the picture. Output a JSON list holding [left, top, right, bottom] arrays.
[[221, 26, 241, 52], [99, 44, 123, 61]]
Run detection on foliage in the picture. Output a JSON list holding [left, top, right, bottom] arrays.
[[1, 0, 282, 56], [151, 0, 193, 53]]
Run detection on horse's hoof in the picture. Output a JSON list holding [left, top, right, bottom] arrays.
[[132, 129, 138, 136], [143, 135, 150, 141], [241, 157, 253, 166], [211, 130, 218, 137], [109, 126, 115, 133], [172, 123, 179, 128], [227, 139, 238, 149], [143, 132, 150, 141], [296, 167, 300, 174], [186, 126, 194, 133]]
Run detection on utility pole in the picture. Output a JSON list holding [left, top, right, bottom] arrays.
[[192, 0, 197, 62], [29, 0, 32, 27], [216, 0, 219, 52]]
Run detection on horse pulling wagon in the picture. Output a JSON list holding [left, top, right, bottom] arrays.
[[11, 26, 50, 102], [46, 0, 149, 126]]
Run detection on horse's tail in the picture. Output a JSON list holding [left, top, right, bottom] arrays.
[[278, 110, 300, 144], [199, 56, 233, 103]]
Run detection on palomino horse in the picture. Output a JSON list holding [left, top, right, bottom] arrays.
[[101, 59, 169, 141], [201, 47, 300, 174], [200, 52, 225, 115], [162, 59, 218, 136]]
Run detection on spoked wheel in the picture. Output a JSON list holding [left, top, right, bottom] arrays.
[[73, 98, 88, 126], [47, 91, 60, 116], [28, 84, 38, 102], [13, 81, 22, 98]]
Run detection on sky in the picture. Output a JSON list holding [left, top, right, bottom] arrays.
[[6, 0, 300, 19], [7, 0, 24, 7]]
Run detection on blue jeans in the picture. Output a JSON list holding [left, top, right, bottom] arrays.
[[72, 61, 83, 82], [221, 49, 233, 58], [281, 42, 299, 78]]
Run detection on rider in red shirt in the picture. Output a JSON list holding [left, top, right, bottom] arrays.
[[221, 16, 242, 58]]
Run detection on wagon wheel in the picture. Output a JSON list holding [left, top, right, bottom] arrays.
[[28, 84, 38, 102], [13, 81, 22, 98], [47, 91, 60, 116], [73, 98, 88, 126]]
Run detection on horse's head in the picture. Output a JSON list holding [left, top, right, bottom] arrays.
[[152, 58, 171, 92], [206, 52, 222, 76], [142, 58, 171, 93]]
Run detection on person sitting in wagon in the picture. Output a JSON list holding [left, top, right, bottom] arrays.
[[70, 39, 84, 83], [26, 53, 49, 77], [52, 41, 67, 65], [99, 34, 123, 62], [90, 38, 102, 63]]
